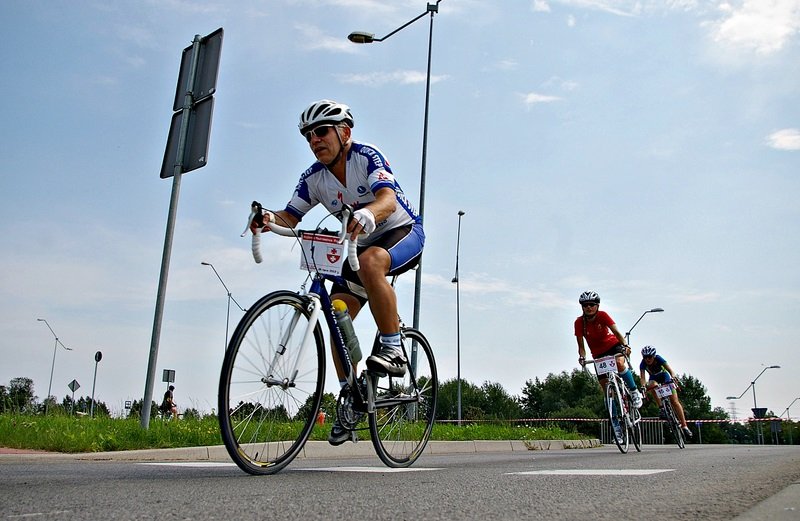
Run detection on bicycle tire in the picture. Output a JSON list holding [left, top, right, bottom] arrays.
[[369, 327, 438, 468], [606, 379, 628, 454], [218, 291, 326, 475], [629, 396, 643, 452], [668, 402, 685, 449], [662, 401, 684, 449]]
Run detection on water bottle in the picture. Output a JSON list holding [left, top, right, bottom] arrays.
[[332, 299, 362, 363]]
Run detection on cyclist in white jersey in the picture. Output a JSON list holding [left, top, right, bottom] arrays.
[[253, 100, 424, 445]]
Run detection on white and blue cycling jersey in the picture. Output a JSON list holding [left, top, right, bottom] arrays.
[[285, 141, 421, 246]]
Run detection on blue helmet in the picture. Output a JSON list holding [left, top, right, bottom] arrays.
[[641, 345, 657, 357]]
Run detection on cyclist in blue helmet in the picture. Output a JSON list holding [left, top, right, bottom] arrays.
[[639, 345, 692, 438]]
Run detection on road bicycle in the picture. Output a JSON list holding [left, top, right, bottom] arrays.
[[584, 353, 642, 454], [652, 382, 685, 449], [217, 202, 438, 475]]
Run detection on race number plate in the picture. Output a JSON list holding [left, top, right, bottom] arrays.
[[595, 356, 617, 376], [300, 232, 345, 276], [655, 384, 673, 399]]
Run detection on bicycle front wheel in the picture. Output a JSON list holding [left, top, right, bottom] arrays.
[[629, 397, 643, 452], [664, 401, 685, 449], [369, 327, 438, 468], [606, 380, 628, 454], [218, 290, 325, 475]]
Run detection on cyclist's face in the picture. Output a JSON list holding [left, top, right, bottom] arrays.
[[308, 125, 346, 163], [581, 302, 598, 317]]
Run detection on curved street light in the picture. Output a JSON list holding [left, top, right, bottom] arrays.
[[348, 0, 443, 336], [624, 307, 664, 346], [37, 318, 72, 414], [201, 262, 245, 350], [451, 210, 464, 425], [782, 396, 800, 444], [781, 397, 800, 420], [727, 365, 781, 444]]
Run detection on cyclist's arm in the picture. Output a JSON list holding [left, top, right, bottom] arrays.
[[576, 336, 587, 365], [347, 186, 396, 239], [663, 362, 679, 383], [608, 323, 629, 352]]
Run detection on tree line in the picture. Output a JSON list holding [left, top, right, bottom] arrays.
[[3, 372, 790, 444], [0, 377, 110, 417]]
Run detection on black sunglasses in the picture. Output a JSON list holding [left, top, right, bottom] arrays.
[[581, 303, 598, 308], [304, 125, 334, 142]]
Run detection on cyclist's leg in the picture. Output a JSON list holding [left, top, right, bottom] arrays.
[[650, 374, 666, 408], [671, 392, 689, 428], [363, 224, 424, 375], [356, 247, 397, 333], [616, 356, 637, 392], [604, 345, 640, 406], [328, 291, 364, 381], [661, 374, 689, 430]]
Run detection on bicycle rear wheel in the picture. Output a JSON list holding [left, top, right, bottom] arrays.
[[369, 327, 438, 468], [606, 380, 628, 453], [218, 291, 325, 475]]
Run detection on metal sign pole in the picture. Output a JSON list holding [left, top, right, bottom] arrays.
[[141, 35, 203, 429]]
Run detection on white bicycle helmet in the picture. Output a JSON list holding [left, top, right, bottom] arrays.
[[298, 99, 354, 135], [641, 345, 657, 357], [578, 291, 600, 304]]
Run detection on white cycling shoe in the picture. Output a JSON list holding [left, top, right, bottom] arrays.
[[631, 390, 643, 409]]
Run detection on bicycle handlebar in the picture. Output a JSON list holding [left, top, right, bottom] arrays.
[[582, 352, 627, 366], [243, 201, 361, 271]]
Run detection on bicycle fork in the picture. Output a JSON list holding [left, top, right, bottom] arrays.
[[262, 294, 322, 390]]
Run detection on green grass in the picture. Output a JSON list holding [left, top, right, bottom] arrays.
[[0, 413, 587, 454]]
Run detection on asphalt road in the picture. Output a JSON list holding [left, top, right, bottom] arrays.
[[1, 444, 798, 520]]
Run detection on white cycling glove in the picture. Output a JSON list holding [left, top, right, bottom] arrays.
[[352, 208, 376, 235]]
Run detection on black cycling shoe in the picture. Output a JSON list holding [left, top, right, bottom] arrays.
[[366, 345, 407, 376], [328, 418, 355, 446]]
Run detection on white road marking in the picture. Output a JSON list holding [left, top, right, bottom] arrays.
[[140, 462, 441, 473], [142, 462, 236, 467], [507, 469, 675, 476], [295, 466, 443, 473]]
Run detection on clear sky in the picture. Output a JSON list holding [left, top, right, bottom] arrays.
[[1, 0, 798, 420]]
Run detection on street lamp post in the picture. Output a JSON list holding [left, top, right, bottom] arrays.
[[90, 351, 102, 418], [37, 318, 72, 414], [727, 365, 781, 444], [781, 397, 800, 445], [201, 262, 245, 350], [624, 308, 664, 346], [348, 0, 443, 335], [451, 210, 464, 425]]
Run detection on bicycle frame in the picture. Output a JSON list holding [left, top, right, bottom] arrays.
[[584, 353, 641, 453], [654, 382, 685, 448], [308, 274, 366, 409]]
